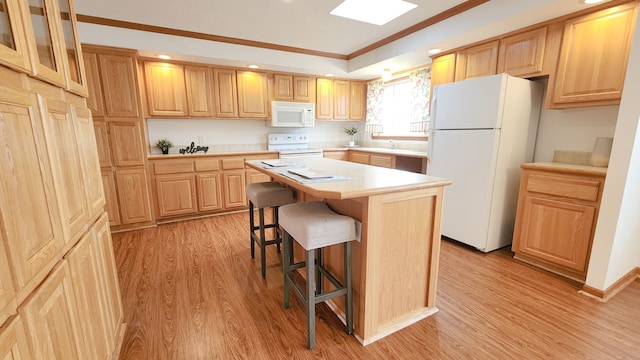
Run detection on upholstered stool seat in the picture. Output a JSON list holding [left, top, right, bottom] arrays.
[[279, 201, 356, 349], [246, 181, 295, 278]]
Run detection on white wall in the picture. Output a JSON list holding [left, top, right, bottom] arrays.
[[586, 18, 640, 291], [532, 79, 618, 162], [146, 119, 366, 154]]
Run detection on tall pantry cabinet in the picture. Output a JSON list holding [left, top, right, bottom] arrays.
[[0, 0, 125, 359]]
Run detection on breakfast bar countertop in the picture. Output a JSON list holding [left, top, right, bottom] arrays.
[[246, 157, 449, 200]]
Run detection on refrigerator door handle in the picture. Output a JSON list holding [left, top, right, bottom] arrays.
[[426, 129, 435, 175], [427, 90, 437, 176]]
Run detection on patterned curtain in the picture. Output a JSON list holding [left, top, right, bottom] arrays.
[[409, 67, 430, 132], [365, 80, 385, 134]]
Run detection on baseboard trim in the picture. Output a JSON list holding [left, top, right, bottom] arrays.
[[580, 267, 640, 302]]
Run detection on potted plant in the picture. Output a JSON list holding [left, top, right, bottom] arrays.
[[156, 138, 174, 155], [345, 127, 358, 147]]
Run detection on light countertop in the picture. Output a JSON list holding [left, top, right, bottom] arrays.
[[522, 162, 608, 176], [324, 147, 429, 158]]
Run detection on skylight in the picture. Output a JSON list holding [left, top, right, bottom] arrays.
[[330, 0, 418, 26]]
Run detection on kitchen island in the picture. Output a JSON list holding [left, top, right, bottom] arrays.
[[246, 157, 451, 345]]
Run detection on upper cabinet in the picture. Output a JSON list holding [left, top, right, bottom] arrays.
[[550, 2, 638, 108], [455, 40, 499, 81], [98, 51, 141, 117], [55, 0, 87, 96], [316, 78, 366, 121], [497, 27, 547, 78], [272, 74, 316, 102], [316, 78, 333, 119], [143, 61, 188, 117], [349, 81, 366, 121], [185, 65, 214, 117], [430, 53, 456, 89], [82, 52, 105, 117], [0, 0, 32, 72], [236, 70, 268, 118], [333, 79, 350, 120], [213, 68, 238, 118]]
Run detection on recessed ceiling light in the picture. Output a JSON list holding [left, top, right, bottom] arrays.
[[248, 64, 259, 69], [381, 68, 392, 81], [325, 73, 334, 77], [579, 0, 604, 4], [428, 48, 442, 55], [330, 0, 417, 26], [157, 54, 171, 60]]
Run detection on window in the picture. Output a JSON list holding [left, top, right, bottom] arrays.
[[365, 67, 431, 139]]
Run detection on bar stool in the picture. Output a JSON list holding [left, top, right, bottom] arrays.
[[246, 181, 295, 278], [279, 201, 356, 349]]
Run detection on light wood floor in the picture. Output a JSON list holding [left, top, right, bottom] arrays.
[[112, 211, 640, 359]]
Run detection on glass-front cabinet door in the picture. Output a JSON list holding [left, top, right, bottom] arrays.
[[23, 0, 66, 87], [0, 0, 32, 72], [56, 0, 87, 96]]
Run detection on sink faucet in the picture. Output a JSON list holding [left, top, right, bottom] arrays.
[[389, 140, 395, 149]]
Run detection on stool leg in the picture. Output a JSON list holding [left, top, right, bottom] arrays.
[[259, 208, 267, 279], [283, 231, 291, 309], [345, 241, 353, 335], [249, 201, 255, 259], [274, 206, 281, 253], [306, 249, 316, 349], [315, 248, 323, 295]]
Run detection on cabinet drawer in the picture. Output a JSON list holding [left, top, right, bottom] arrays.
[[195, 159, 220, 172], [153, 160, 194, 175], [221, 157, 245, 170], [370, 155, 394, 168], [350, 152, 369, 164], [526, 174, 600, 202]]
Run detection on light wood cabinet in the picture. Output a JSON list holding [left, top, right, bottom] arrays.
[[369, 154, 395, 169], [0, 87, 64, 294], [237, 70, 268, 118], [116, 168, 153, 224], [98, 52, 141, 117], [213, 68, 239, 118], [349, 81, 367, 121], [185, 65, 214, 117], [323, 150, 349, 161], [246, 169, 271, 184], [197, 173, 223, 211], [455, 40, 499, 81], [93, 120, 111, 165], [0, 315, 32, 359], [349, 151, 369, 164], [0, 0, 32, 73], [55, 0, 88, 97], [316, 78, 333, 119], [273, 74, 294, 100], [18, 261, 83, 359], [272, 74, 315, 102], [497, 27, 547, 78], [512, 164, 606, 281], [102, 170, 121, 226], [333, 79, 350, 120], [144, 61, 187, 117], [551, 2, 638, 107], [0, 232, 16, 326], [430, 53, 456, 88], [38, 95, 89, 245], [108, 120, 146, 167], [82, 52, 105, 117], [223, 171, 248, 209], [155, 174, 198, 217]]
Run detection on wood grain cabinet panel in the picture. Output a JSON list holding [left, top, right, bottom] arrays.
[[222, 171, 247, 208], [108, 120, 146, 167], [512, 166, 605, 281], [0, 88, 64, 293], [144, 61, 187, 117], [0, 315, 32, 360], [333, 79, 350, 120], [73, 105, 106, 219], [55, 0, 88, 97], [213, 68, 238, 118], [430, 53, 456, 88], [99, 53, 140, 117], [185, 65, 213, 117], [273, 74, 294, 100], [66, 231, 112, 360], [316, 78, 333, 119], [0, 0, 32, 73], [0, 231, 16, 326], [246, 169, 270, 184], [369, 154, 395, 169], [197, 173, 223, 212], [237, 70, 268, 118], [455, 40, 499, 81], [552, 2, 638, 107], [82, 52, 105, 117], [349, 81, 366, 121], [18, 261, 83, 360], [38, 96, 88, 245], [155, 174, 198, 217], [323, 150, 349, 161], [497, 27, 547, 77], [101, 170, 121, 226], [93, 120, 111, 167], [349, 152, 369, 164], [115, 168, 153, 224], [293, 76, 315, 102]]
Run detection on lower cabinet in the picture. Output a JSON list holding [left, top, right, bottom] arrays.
[[116, 168, 154, 224], [155, 174, 198, 217], [323, 150, 349, 161], [222, 171, 247, 209], [0, 315, 32, 359], [197, 173, 223, 212], [512, 163, 606, 281]]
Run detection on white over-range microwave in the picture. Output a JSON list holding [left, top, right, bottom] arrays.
[[271, 101, 315, 127]]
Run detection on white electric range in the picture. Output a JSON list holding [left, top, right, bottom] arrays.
[[267, 134, 323, 159]]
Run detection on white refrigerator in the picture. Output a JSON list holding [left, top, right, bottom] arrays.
[[427, 74, 543, 252]]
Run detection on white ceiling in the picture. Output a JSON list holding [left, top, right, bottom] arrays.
[[73, 0, 611, 79]]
